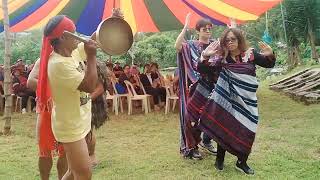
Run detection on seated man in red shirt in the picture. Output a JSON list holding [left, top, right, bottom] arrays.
[[12, 63, 36, 113]]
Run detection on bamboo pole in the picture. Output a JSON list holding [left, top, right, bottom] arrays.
[[2, 0, 13, 135]]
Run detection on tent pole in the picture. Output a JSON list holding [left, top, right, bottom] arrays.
[[265, 11, 269, 33], [229, 18, 237, 28], [280, 2, 288, 44]]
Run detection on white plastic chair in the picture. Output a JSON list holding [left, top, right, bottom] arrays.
[[106, 90, 119, 115], [165, 85, 178, 114], [111, 80, 129, 113], [124, 80, 151, 115]]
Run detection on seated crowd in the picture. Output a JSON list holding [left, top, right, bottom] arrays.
[[0, 59, 36, 113], [0, 59, 178, 114], [106, 61, 178, 111]]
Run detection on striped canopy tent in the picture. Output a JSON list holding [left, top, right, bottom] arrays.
[[0, 0, 282, 36]]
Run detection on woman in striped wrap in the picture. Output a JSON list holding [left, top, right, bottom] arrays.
[[199, 28, 276, 175]]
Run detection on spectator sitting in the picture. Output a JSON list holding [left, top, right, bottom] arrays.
[[12, 64, 36, 113], [118, 64, 142, 95], [117, 65, 130, 94], [140, 64, 166, 111], [113, 62, 123, 78], [150, 62, 165, 88], [129, 65, 143, 94], [130, 64, 140, 76]]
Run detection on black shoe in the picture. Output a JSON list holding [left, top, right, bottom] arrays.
[[235, 160, 254, 175], [214, 161, 224, 171], [190, 149, 203, 160], [199, 142, 217, 155], [214, 157, 224, 171]]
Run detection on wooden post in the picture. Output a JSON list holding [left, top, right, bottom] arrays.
[[229, 18, 237, 28], [2, 0, 13, 135], [265, 11, 269, 34]]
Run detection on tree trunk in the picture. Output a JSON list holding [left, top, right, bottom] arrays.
[[288, 45, 301, 69], [2, 0, 13, 135], [307, 20, 319, 60], [294, 46, 301, 66]]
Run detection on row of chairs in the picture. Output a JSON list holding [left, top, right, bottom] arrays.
[[106, 79, 178, 115], [0, 94, 34, 113], [0, 80, 178, 115]]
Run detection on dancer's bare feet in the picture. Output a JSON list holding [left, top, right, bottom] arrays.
[[90, 154, 98, 168]]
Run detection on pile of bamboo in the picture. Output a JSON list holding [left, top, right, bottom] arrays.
[[270, 68, 320, 105]]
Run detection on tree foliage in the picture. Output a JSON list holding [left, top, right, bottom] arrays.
[[284, 0, 320, 67], [106, 31, 179, 68], [0, 30, 42, 64]]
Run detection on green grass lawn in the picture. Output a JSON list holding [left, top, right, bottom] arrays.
[[0, 80, 320, 179]]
